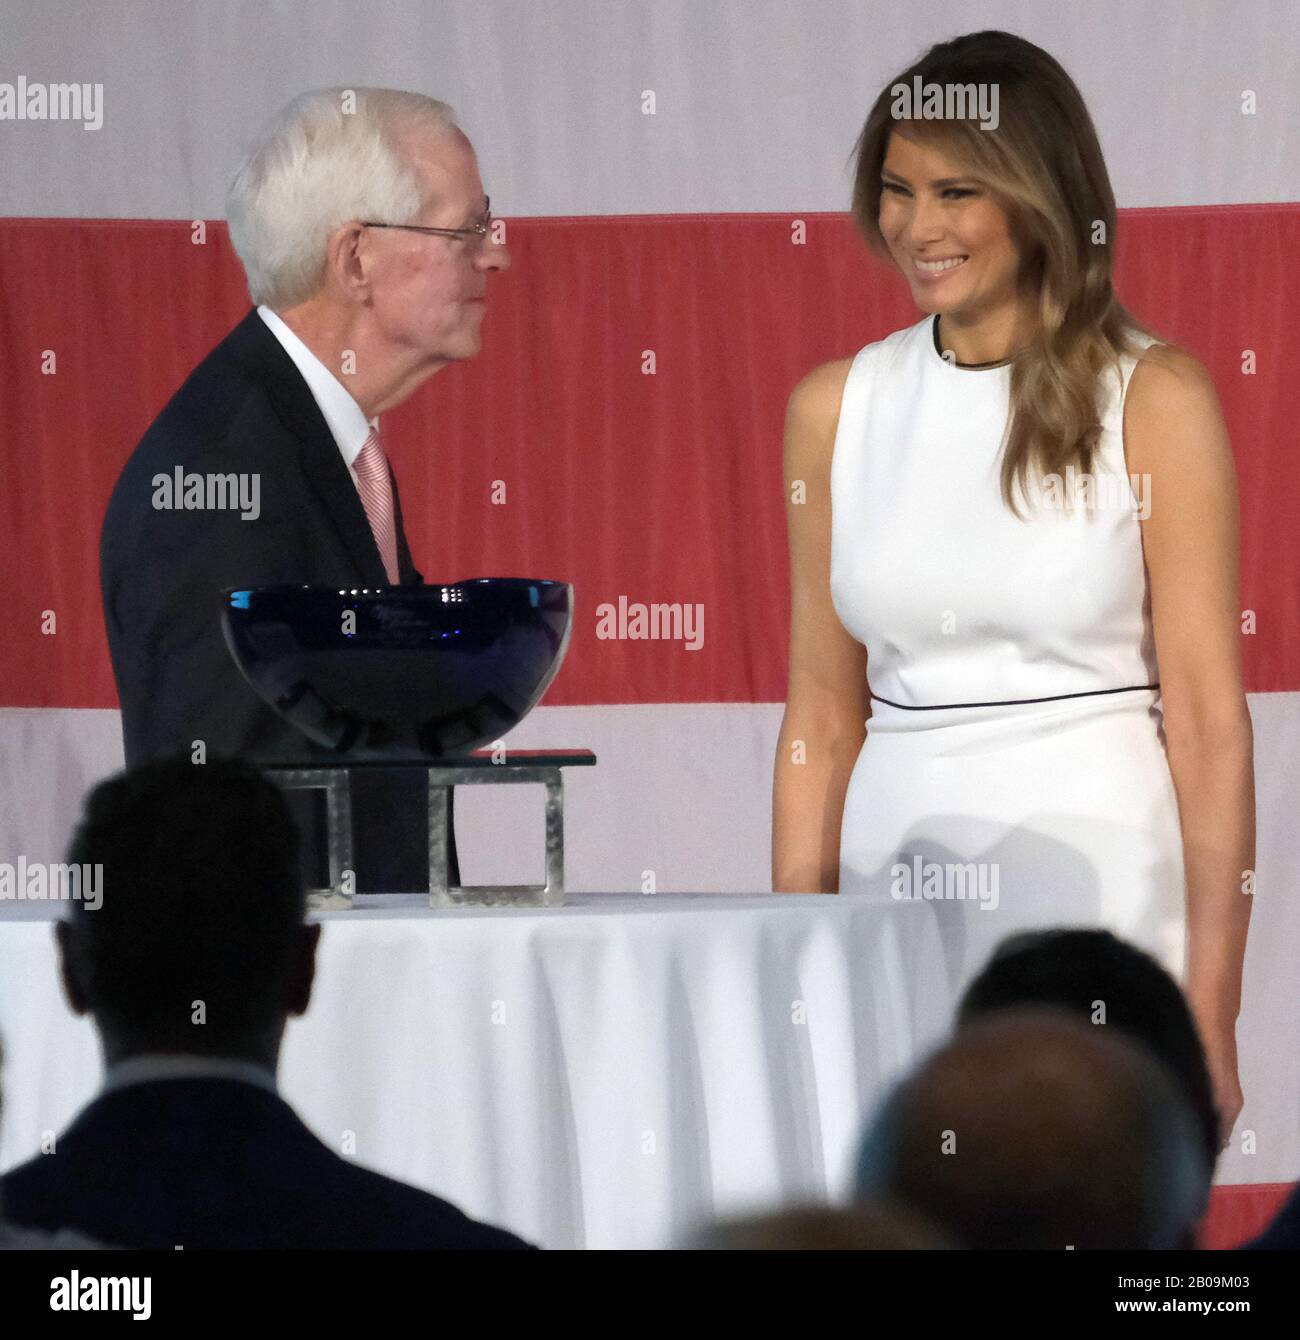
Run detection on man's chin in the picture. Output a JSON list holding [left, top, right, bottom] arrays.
[[423, 334, 481, 364]]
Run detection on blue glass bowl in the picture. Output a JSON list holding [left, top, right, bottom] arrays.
[[220, 579, 573, 758]]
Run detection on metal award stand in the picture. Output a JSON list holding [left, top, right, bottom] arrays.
[[264, 765, 356, 911], [265, 749, 596, 910]]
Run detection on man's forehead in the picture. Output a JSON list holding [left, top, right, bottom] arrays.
[[396, 123, 472, 172], [400, 130, 483, 208]]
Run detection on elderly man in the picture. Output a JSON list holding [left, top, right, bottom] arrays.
[[100, 88, 508, 890]]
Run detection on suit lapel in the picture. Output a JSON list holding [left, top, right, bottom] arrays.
[[225, 310, 391, 586], [389, 462, 424, 585]]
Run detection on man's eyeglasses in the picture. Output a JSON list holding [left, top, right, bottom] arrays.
[[362, 199, 492, 243]]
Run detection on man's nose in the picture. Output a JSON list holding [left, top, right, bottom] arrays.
[[478, 238, 510, 272]]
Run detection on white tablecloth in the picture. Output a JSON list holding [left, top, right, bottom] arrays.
[[0, 893, 953, 1248]]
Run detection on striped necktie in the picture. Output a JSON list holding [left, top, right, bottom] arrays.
[[353, 428, 400, 585]]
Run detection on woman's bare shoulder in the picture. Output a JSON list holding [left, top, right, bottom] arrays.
[[1124, 339, 1229, 480], [1126, 340, 1222, 426], [1128, 340, 1216, 401], [785, 357, 857, 442]]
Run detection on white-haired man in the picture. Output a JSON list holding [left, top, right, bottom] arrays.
[[100, 89, 508, 891]]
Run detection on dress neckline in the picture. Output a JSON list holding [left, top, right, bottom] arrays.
[[931, 315, 1016, 372]]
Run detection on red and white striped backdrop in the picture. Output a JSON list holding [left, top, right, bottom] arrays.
[[0, 1, 1296, 1243]]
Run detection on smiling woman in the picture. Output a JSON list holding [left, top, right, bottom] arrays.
[[773, 29, 1253, 1146], [853, 34, 1161, 502]]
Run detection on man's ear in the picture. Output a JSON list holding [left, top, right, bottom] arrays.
[[324, 221, 372, 303], [285, 922, 321, 1018], [54, 920, 91, 1016]]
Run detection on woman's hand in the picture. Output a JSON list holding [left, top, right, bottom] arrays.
[[1196, 1014, 1244, 1151]]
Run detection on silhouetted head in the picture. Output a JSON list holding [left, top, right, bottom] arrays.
[[855, 1010, 1211, 1249], [686, 1199, 954, 1249], [57, 756, 318, 1069], [957, 928, 1219, 1169]]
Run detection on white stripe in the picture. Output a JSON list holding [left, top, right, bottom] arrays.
[[1, 697, 1297, 1184], [0, 1, 1295, 217]]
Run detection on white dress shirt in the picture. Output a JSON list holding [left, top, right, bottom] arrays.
[[0, 1219, 107, 1249], [257, 304, 376, 488], [101, 1052, 279, 1097]]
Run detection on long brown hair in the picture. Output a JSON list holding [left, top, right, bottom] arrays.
[[851, 31, 1157, 518]]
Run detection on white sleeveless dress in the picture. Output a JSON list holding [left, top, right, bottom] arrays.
[[830, 314, 1186, 994]]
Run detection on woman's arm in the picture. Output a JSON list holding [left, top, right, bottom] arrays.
[[772, 358, 871, 893], [1125, 343, 1255, 1138]]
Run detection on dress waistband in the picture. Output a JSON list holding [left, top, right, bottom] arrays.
[[869, 682, 1159, 711]]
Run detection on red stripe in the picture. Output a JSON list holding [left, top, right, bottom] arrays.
[[1, 208, 1297, 707], [1199, 1181, 1295, 1249]]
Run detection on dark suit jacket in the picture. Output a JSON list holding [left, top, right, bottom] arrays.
[[0, 1078, 534, 1250], [100, 308, 456, 888]]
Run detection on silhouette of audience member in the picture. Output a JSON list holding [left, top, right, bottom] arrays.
[[854, 1010, 1211, 1249], [0, 757, 534, 1250], [686, 1199, 954, 1249], [956, 928, 1220, 1170]]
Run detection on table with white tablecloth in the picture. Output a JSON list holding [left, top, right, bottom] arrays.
[[0, 892, 954, 1249]]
